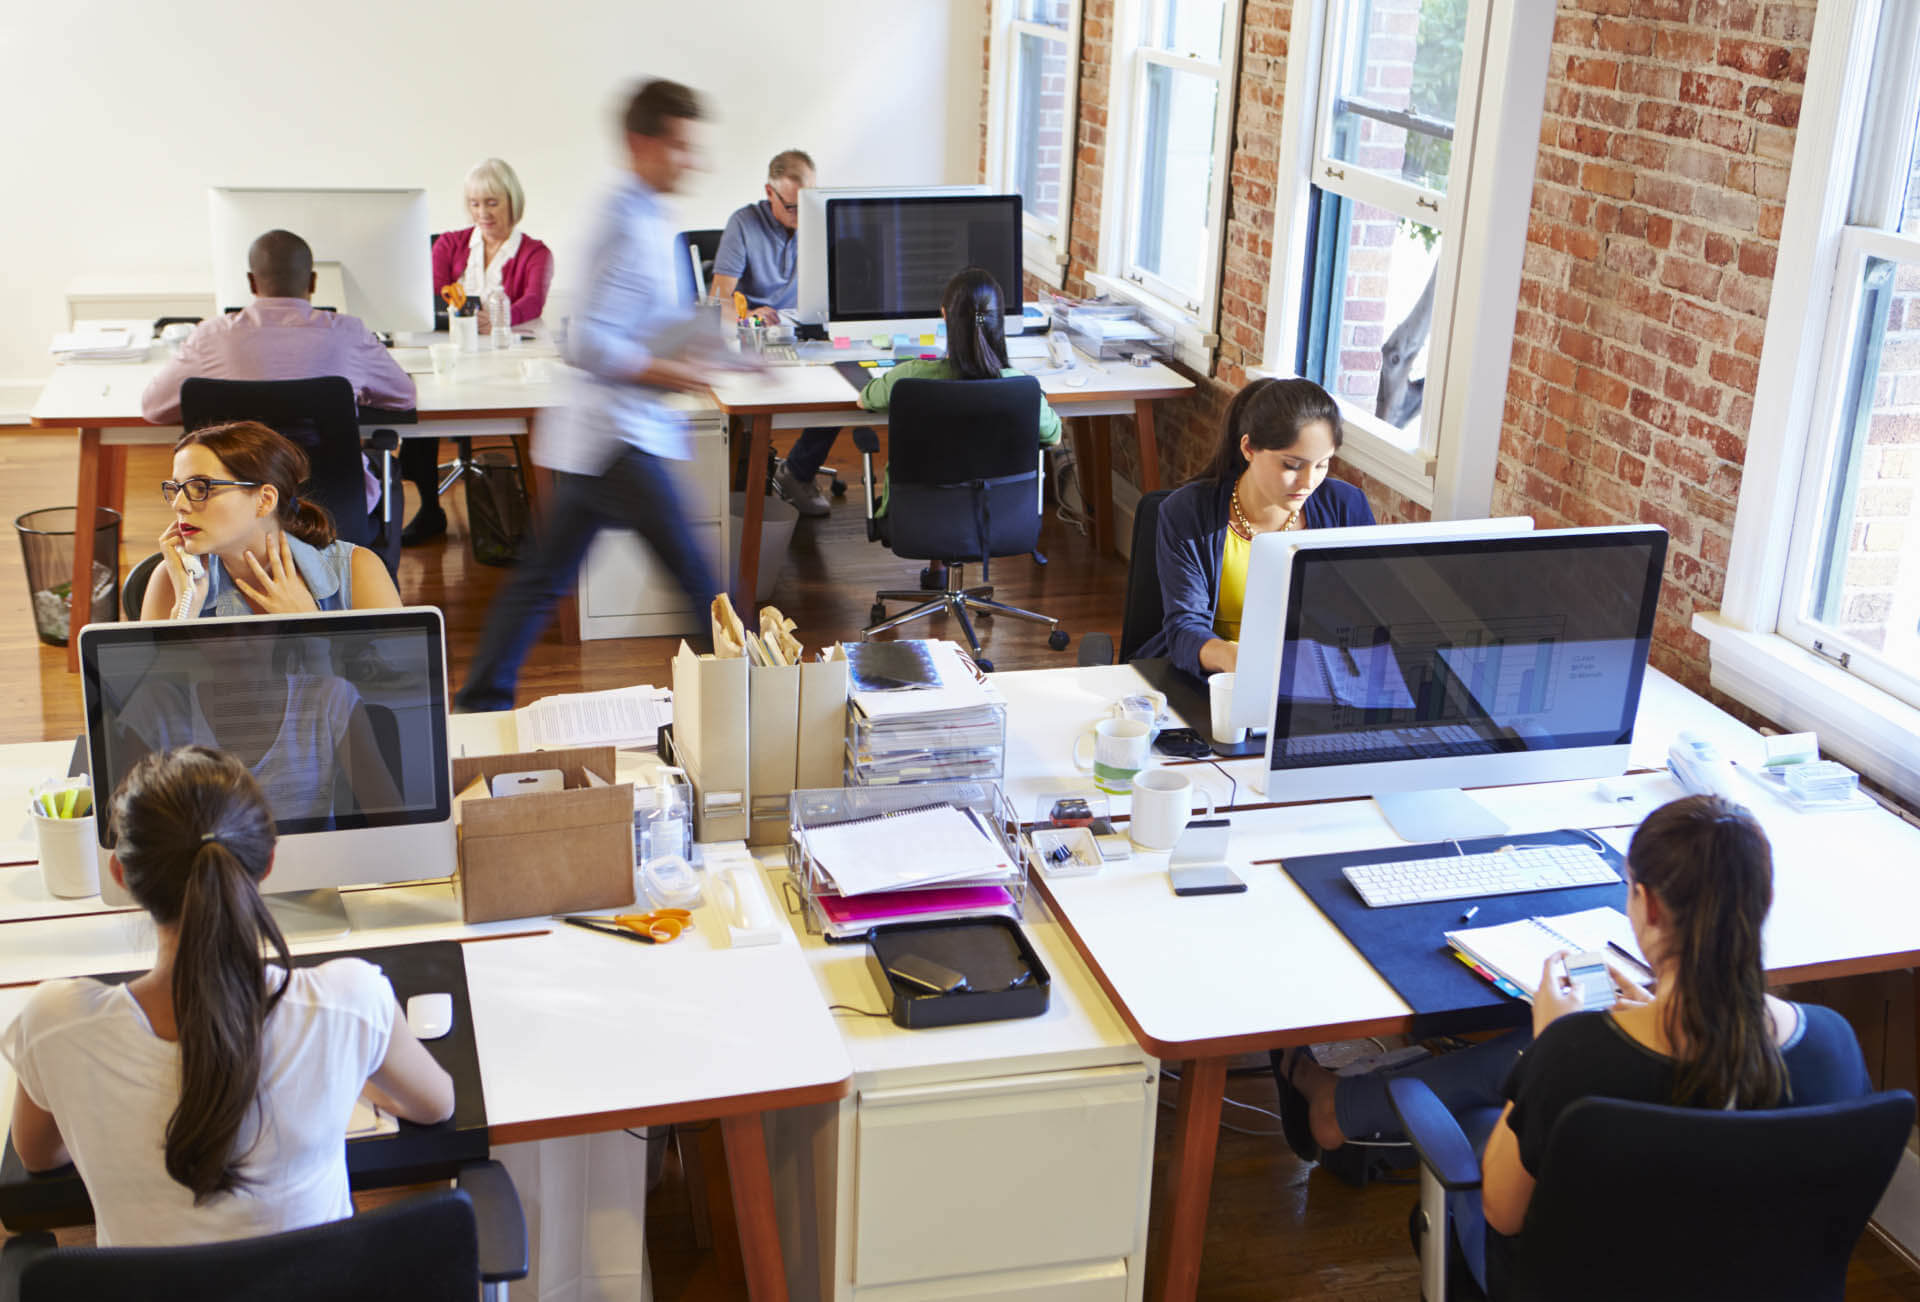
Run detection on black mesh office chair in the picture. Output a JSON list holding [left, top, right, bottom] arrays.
[[1388, 1078, 1915, 1301], [854, 377, 1069, 670], [676, 228, 724, 302], [1077, 487, 1172, 667], [0, 1160, 527, 1302], [178, 376, 409, 578]]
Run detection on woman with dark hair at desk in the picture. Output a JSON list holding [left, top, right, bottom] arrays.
[[1133, 377, 1374, 679], [1277, 795, 1870, 1289], [0, 747, 452, 1246]]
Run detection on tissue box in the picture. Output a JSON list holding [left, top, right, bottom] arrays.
[[452, 746, 635, 924]]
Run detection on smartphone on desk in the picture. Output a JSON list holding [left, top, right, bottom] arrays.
[[1170, 863, 1246, 896]]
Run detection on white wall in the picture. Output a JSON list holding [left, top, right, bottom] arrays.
[[0, 0, 986, 397]]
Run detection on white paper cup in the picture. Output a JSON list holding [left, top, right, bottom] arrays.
[[518, 357, 556, 384], [1209, 671, 1246, 744], [1129, 768, 1217, 852], [33, 809, 100, 898], [449, 315, 481, 353], [429, 343, 460, 379]]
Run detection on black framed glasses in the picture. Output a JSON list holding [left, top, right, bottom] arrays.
[[161, 475, 261, 505], [766, 186, 799, 213]]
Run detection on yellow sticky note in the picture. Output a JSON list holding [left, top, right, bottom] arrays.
[[919, 333, 937, 347], [860, 360, 878, 367]]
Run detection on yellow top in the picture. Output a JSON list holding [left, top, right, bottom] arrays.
[[1215, 527, 1251, 641]]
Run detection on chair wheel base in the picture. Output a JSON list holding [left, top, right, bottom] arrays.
[[831, 479, 847, 497], [1049, 629, 1070, 651], [919, 565, 946, 590]]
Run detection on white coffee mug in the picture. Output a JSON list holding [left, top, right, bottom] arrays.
[[1128, 768, 1217, 852], [33, 808, 100, 898], [1072, 718, 1152, 794], [1209, 671, 1246, 744]]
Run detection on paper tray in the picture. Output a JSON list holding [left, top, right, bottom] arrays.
[[865, 917, 1051, 1029]]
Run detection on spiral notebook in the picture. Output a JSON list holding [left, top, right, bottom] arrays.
[[802, 803, 1016, 897], [1445, 906, 1651, 1003]]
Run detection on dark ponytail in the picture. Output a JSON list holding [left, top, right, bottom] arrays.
[[943, 267, 1010, 381], [110, 746, 289, 1203], [1195, 377, 1343, 485], [1626, 795, 1787, 1110], [174, 420, 338, 549]]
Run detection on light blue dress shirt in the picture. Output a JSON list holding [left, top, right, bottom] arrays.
[[537, 174, 693, 474], [713, 201, 798, 310]]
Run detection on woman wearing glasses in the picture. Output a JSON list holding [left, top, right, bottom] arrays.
[[141, 420, 402, 620]]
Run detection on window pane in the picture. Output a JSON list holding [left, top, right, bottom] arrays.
[[1327, 0, 1469, 195], [1301, 188, 1440, 447], [1140, 0, 1227, 61], [1800, 255, 1920, 673], [1014, 0, 1073, 30], [1014, 32, 1073, 224], [1902, 97, 1920, 234], [1132, 62, 1219, 301]]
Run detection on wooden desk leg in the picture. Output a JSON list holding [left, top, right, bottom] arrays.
[[1089, 415, 1115, 556], [735, 415, 772, 610], [1151, 1056, 1227, 1302], [67, 428, 106, 673], [514, 438, 580, 646], [1133, 398, 1162, 493], [722, 1111, 791, 1302]]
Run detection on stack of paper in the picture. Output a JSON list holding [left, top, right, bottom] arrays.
[[845, 640, 1007, 785], [801, 803, 1017, 897], [50, 325, 151, 362], [513, 684, 672, 751]]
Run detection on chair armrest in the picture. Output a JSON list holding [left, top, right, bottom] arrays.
[[851, 428, 880, 454], [0, 1232, 58, 1302], [457, 1160, 529, 1283], [1388, 1077, 1482, 1192], [1078, 632, 1115, 667]]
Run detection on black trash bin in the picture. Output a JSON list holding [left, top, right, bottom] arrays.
[[16, 507, 121, 646], [466, 449, 530, 567]]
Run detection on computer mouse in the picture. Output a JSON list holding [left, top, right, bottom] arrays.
[[406, 992, 454, 1041], [1064, 372, 1090, 387]]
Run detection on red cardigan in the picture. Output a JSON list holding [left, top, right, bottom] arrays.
[[431, 229, 554, 324]]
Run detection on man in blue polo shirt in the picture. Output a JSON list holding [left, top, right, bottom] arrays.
[[710, 149, 839, 518]]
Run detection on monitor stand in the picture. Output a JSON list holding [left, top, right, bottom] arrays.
[[264, 889, 351, 941], [1375, 790, 1510, 844]]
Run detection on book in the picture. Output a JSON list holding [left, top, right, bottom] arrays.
[[1445, 906, 1653, 1003]]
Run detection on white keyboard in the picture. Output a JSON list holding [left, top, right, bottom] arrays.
[[1343, 843, 1620, 908]]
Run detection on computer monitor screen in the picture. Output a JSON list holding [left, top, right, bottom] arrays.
[[826, 195, 1023, 325], [208, 187, 434, 334], [80, 609, 454, 901], [1258, 526, 1668, 826]]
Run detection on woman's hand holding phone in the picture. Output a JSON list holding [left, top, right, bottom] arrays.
[[158, 523, 208, 620]]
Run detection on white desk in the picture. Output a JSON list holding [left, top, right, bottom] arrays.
[[992, 662, 1920, 1302]]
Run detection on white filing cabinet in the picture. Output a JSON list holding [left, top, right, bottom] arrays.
[[576, 407, 730, 640], [764, 862, 1158, 1302]]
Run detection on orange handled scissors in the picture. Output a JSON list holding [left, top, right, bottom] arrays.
[[440, 283, 468, 312], [557, 909, 692, 945]]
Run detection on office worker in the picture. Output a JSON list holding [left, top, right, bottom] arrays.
[[856, 266, 1062, 518], [1, 747, 453, 1247], [141, 420, 403, 620], [1278, 796, 1870, 1289], [456, 79, 722, 714], [403, 158, 556, 545], [709, 149, 842, 518], [1134, 377, 1373, 679]]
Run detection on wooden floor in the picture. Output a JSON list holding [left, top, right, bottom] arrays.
[[4, 430, 1917, 1299]]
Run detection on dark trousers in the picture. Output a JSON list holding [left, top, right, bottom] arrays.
[[399, 439, 457, 519], [455, 446, 720, 713], [783, 426, 840, 480]]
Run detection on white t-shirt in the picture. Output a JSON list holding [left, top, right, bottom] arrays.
[[0, 958, 397, 1247]]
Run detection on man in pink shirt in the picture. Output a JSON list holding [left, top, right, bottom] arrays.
[[141, 230, 416, 424]]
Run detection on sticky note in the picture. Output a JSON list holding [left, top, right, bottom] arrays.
[[919, 333, 937, 347], [919, 352, 940, 360], [870, 333, 891, 349], [832, 336, 851, 350], [893, 334, 911, 349], [859, 359, 878, 367]]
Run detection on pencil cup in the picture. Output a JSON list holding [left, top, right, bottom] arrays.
[[32, 808, 100, 898], [1072, 718, 1152, 795], [449, 314, 481, 354], [1209, 672, 1245, 744], [1129, 768, 1216, 852]]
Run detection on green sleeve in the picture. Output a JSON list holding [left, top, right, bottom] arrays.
[[858, 359, 946, 412], [1038, 397, 1062, 447]]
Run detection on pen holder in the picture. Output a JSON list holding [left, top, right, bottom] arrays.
[[449, 313, 481, 354], [32, 808, 99, 898]]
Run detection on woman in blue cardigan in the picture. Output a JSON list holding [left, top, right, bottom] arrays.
[[1134, 377, 1375, 678]]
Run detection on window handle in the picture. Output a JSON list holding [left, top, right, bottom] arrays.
[[1417, 196, 1440, 211], [1325, 166, 1346, 180]]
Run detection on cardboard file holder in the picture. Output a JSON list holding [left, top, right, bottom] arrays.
[[748, 648, 850, 847], [673, 643, 750, 843], [452, 746, 634, 924]]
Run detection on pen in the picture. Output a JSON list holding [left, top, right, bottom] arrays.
[[1460, 905, 1479, 923], [1607, 939, 1653, 980], [559, 915, 655, 944]]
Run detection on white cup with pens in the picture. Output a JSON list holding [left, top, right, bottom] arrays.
[[31, 783, 99, 898]]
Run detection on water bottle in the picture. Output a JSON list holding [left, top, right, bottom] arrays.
[[486, 286, 512, 350]]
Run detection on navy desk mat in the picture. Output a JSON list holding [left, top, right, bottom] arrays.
[[1280, 829, 1628, 1039]]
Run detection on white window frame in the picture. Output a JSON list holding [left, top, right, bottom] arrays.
[[1088, 0, 1242, 371], [1695, 0, 1920, 802], [985, 0, 1084, 289], [1256, 0, 1554, 518]]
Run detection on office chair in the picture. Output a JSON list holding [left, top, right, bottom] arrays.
[[675, 228, 724, 302], [178, 377, 409, 579], [853, 377, 1069, 670], [1387, 1078, 1915, 1302], [0, 1160, 528, 1302], [121, 553, 165, 620], [1076, 487, 1172, 667]]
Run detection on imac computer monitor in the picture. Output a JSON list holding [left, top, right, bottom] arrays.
[[1253, 525, 1668, 842], [79, 608, 454, 934], [209, 187, 434, 334]]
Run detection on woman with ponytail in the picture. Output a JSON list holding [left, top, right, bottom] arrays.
[[141, 420, 403, 620], [1, 748, 452, 1246], [1134, 376, 1375, 679], [854, 267, 1062, 517]]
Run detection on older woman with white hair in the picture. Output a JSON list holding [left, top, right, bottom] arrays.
[[407, 158, 556, 544]]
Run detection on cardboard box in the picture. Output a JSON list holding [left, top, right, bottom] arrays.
[[673, 642, 749, 842], [452, 746, 634, 924]]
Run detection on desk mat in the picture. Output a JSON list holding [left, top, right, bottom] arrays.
[[0, 939, 488, 1232], [1280, 830, 1628, 1039]]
